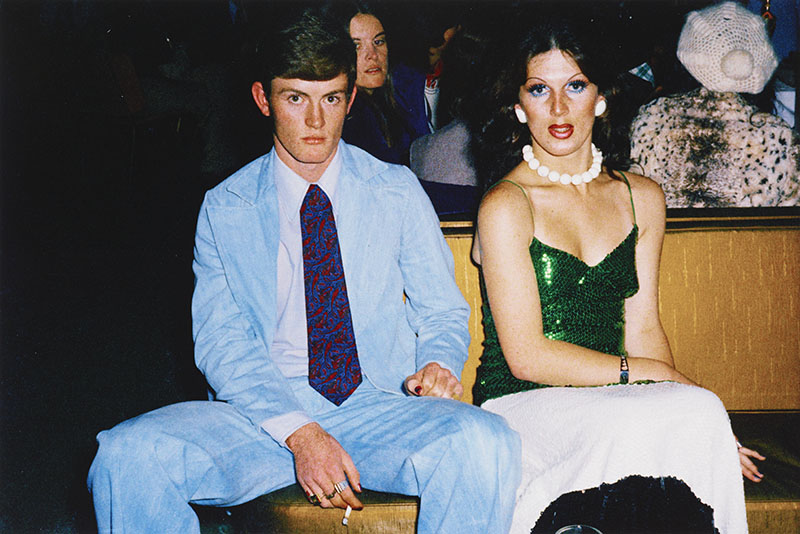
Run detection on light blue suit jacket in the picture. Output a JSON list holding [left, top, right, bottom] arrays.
[[191, 141, 470, 434]]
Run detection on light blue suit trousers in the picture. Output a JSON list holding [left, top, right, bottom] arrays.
[[88, 378, 520, 533]]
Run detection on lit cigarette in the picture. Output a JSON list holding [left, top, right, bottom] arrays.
[[342, 505, 352, 525]]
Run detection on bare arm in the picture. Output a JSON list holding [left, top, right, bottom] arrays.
[[623, 177, 681, 370], [624, 178, 767, 480]]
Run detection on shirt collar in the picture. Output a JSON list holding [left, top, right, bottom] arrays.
[[275, 146, 343, 224]]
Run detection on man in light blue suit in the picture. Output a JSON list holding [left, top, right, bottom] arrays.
[[87, 7, 519, 533]]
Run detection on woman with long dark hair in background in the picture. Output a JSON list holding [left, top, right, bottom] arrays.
[[334, 2, 429, 165]]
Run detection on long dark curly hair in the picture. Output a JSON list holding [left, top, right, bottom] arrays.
[[469, 15, 633, 191]]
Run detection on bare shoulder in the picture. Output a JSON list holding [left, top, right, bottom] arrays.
[[478, 177, 533, 228], [618, 170, 665, 215], [619, 170, 663, 198], [474, 174, 535, 262], [616, 170, 666, 238]]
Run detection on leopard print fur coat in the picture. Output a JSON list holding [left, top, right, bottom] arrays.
[[629, 88, 799, 207]]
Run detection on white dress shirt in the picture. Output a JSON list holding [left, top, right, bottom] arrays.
[[259, 149, 343, 445]]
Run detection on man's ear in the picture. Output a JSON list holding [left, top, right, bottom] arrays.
[[346, 85, 357, 114], [252, 82, 271, 117]]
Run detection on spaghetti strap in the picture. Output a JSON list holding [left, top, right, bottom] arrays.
[[494, 179, 535, 222], [616, 171, 637, 226]]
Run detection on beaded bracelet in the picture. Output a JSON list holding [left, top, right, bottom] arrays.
[[620, 354, 629, 384]]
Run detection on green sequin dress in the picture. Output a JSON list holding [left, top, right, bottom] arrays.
[[473, 178, 639, 406]]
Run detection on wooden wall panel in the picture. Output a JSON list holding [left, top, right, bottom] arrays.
[[660, 229, 800, 410], [445, 235, 482, 406]]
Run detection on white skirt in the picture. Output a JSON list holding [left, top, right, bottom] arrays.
[[482, 381, 748, 534]]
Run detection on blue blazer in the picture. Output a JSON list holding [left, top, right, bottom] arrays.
[[192, 141, 470, 432]]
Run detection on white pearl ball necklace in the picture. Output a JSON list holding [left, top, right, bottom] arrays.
[[522, 143, 603, 185]]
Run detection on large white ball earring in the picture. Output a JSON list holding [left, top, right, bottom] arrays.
[[514, 107, 528, 124], [594, 100, 607, 117]]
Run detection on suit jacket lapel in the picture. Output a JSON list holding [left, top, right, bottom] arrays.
[[336, 152, 386, 335], [209, 156, 279, 348]]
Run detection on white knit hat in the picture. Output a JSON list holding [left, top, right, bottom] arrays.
[[677, 1, 778, 94]]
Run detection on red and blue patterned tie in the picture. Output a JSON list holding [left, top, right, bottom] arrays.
[[301, 184, 362, 405]]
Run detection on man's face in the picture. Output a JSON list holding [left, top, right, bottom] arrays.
[[255, 73, 354, 182]]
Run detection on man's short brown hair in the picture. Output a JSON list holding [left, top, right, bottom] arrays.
[[257, 7, 356, 99]]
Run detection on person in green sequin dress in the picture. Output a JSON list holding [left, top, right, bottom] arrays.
[[469, 16, 762, 534]]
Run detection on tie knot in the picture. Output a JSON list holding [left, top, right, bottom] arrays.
[[301, 184, 331, 217]]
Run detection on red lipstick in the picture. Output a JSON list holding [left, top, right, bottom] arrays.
[[548, 124, 573, 139]]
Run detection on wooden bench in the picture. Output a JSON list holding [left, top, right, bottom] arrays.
[[200, 207, 800, 534]]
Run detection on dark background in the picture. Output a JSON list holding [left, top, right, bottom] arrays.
[[0, 1, 707, 531]]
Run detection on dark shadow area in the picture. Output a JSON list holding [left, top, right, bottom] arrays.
[[0, 1, 262, 531]]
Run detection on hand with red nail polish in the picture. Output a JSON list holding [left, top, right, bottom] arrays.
[[404, 362, 463, 399]]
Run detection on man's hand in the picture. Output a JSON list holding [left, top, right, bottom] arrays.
[[404, 362, 463, 400], [285, 423, 363, 510]]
